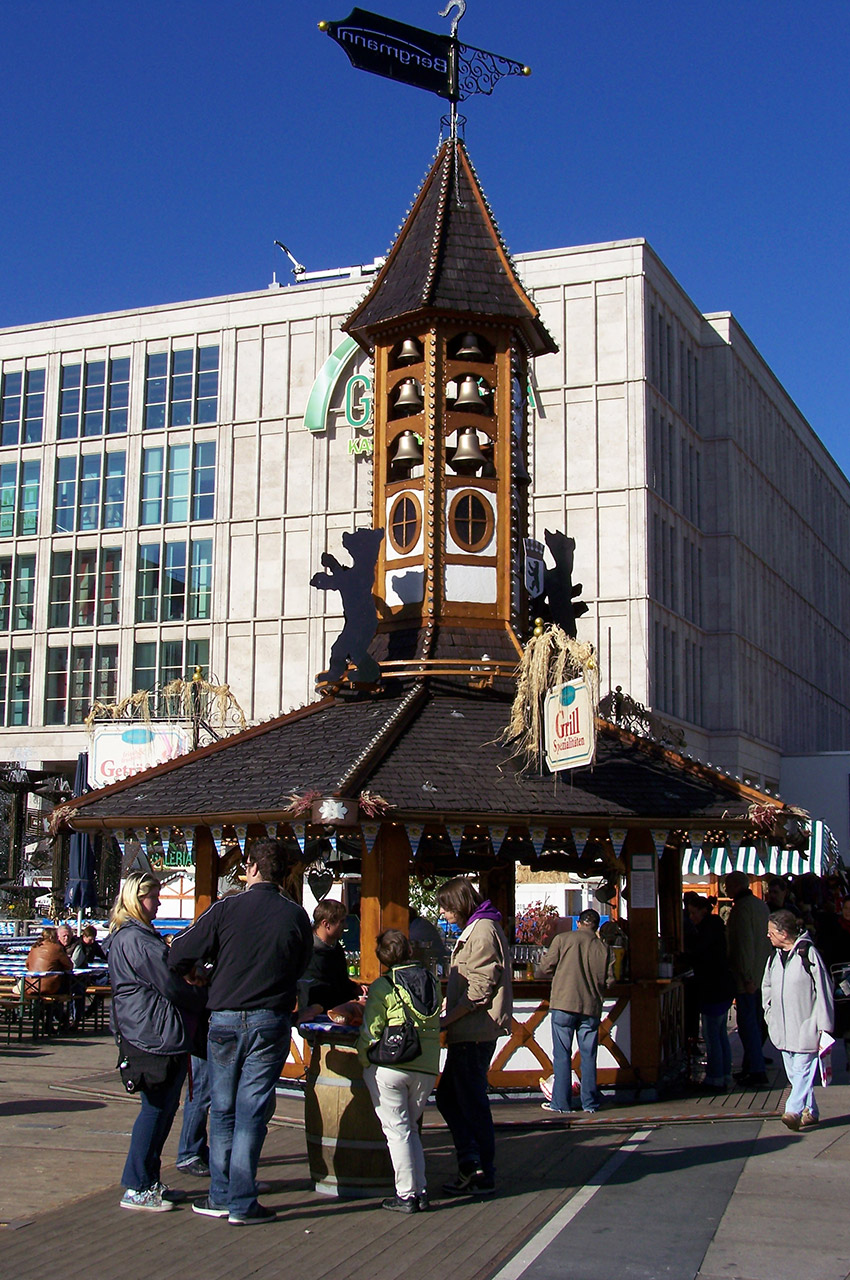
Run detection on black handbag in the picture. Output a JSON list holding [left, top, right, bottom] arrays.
[[366, 974, 422, 1066]]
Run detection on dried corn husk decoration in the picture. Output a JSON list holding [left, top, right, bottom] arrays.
[[505, 625, 598, 766], [85, 677, 247, 735]]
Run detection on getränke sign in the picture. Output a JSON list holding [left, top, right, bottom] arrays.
[[543, 679, 596, 772]]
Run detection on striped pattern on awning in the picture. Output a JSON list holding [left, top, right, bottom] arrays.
[[682, 821, 841, 878]]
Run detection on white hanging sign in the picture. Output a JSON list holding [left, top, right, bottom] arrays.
[[543, 679, 596, 772]]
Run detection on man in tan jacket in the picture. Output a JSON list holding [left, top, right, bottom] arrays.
[[536, 909, 615, 1114]]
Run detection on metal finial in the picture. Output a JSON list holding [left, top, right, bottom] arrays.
[[439, 0, 466, 38]]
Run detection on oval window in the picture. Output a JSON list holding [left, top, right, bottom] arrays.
[[388, 492, 422, 555], [449, 490, 493, 552]]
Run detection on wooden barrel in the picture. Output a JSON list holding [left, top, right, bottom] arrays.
[[304, 1034, 394, 1198]]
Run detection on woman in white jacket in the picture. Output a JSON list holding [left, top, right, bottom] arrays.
[[762, 909, 834, 1131]]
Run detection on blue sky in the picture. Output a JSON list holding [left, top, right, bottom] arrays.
[[2, 1, 848, 473]]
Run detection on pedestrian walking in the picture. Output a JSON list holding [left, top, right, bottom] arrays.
[[763, 909, 834, 1131], [536, 908, 614, 1113], [169, 838, 312, 1225], [436, 877, 512, 1197]]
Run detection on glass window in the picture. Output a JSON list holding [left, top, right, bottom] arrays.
[[0, 465, 15, 538], [133, 640, 157, 693], [78, 454, 101, 530], [9, 648, 31, 725], [98, 548, 121, 625], [192, 441, 216, 520], [449, 490, 493, 552], [162, 542, 187, 621], [24, 368, 45, 445], [74, 550, 97, 627], [196, 346, 219, 424], [59, 364, 82, 440], [54, 457, 77, 533], [136, 545, 160, 623], [45, 647, 68, 725], [166, 444, 190, 523], [49, 551, 73, 628], [140, 447, 164, 524], [82, 361, 106, 437], [1, 371, 22, 446], [69, 645, 94, 721], [170, 349, 194, 427], [107, 358, 130, 435], [0, 559, 9, 629], [187, 637, 209, 677], [18, 460, 39, 535], [144, 353, 168, 430], [95, 644, 118, 702], [160, 638, 184, 685], [389, 493, 421, 554], [12, 556, 35, 630], [103, 451, 126, 528], [0, 651, 6, 724], [189, 539, 212, 619]]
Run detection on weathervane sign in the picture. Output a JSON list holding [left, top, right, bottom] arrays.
[[320, 6, 530, 103]]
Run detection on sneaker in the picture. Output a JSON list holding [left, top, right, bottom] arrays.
[[541, 1102, 569, 1114], [177, 1158, 210, 1177], [228, 1203, 277, 1226], [120, 1188, 175, 1213], [800, 1108, 820, 1128], [417, 1193, 430, 1212], [255, 1180, 272, 1194], [192, 1196, 230, 1218], [442, 1167, 483, 1196], [381, 1195, 418, 1213], [781, 1112, 802, 1131], [469, 1174, 496, 1197], [152, 1181, 187, 1203]]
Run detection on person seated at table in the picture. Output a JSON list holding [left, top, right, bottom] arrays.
[[70, 925, 109, 1029], [56, 923, 78, 955], [296, 899, 365, 1022], [25, 927, 73, 1033]]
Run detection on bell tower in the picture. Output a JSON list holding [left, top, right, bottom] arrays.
[[343, 138, 556, 672]]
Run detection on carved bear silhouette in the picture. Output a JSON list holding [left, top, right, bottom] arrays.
[[542, 530, 588, 638], [310, 527, 385, 685]]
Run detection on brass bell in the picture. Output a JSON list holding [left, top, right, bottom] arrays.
[[450, 427, 487, 475], [397, 338, 422, 365], [453, 374, 486, 412], [455, 332, 485, 361], [393, 378, 423, 416], [392, 430, 424, 469]]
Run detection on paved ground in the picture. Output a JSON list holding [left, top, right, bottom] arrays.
[[2, 1029, 849, 1280]]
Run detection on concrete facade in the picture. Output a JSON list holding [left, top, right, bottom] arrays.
[[1, 238, 848, 796]]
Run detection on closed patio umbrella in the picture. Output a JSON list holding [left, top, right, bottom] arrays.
[[65, 752, 98, 913]]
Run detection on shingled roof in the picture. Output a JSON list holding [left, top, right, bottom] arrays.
[[67, 681, 775, 832], [343, 138, 556, 357]]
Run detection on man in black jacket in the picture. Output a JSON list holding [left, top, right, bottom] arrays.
[[169, 838, 312, 1226]]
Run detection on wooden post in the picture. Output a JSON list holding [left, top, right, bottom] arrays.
[[359, 822, 409, 983], [480, 861, 515, 940], [658, 832, 684, 954], [623, 828, 659, 981], [193, 826, 218, 919]]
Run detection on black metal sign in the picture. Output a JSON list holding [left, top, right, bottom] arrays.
[[321, 8, 455, 99], [320, 8, 530, 103]]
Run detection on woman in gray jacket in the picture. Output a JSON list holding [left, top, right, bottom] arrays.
[[435, 877, 512, 1198], [107, 871, 205, 1212], [762, 909, 834, 1131]]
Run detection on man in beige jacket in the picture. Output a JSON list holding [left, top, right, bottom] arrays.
[[536, 909, 615, 1113]]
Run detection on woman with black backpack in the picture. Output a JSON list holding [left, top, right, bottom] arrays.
[[357, 929, 441, 1213]]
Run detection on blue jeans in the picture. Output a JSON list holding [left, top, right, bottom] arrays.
[[551, 1010, 601, 1112], [207, 1009, 291, 1216], [122, 1056, 187, 1191], [701, 1006, 732, 1084], [177, 1054, 210, 1166], [435, 1040, 497, 1178], [781, 1050, 820, 1117], [735, 991, 765, 1074]]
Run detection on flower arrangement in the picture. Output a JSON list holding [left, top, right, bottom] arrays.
[[514, 899, 559, 944]]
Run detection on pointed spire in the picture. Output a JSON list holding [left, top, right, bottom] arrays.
[[343, 139, 555, 357]]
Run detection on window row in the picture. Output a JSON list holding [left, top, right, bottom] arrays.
[[1, 369, 45, 446], [140, 442, 215, 524], [45, 644, 119, 724], [55, 452, 125, 532], [0, 649, 31, 726], [648, 303, 699, 427], [50, 546, 121, 628], [0, 461, 39, 537]]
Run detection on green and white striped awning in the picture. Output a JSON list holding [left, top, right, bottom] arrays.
[[682, 821, 841, 878]]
